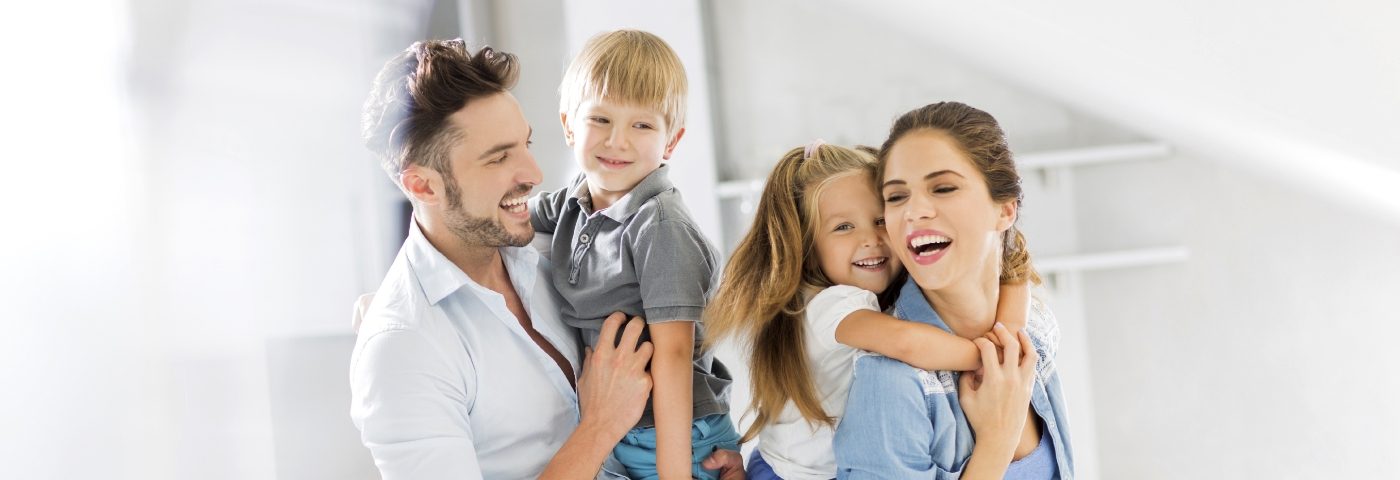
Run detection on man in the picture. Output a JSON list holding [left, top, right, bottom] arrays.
[[350, 39, 741, 479]]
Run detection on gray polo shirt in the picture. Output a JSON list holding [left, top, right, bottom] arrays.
[[529, 164, 730, 428]]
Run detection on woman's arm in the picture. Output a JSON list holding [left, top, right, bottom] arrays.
[[833, 282, 1031, 371]]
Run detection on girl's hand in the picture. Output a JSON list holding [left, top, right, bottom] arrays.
[[959, 322, 1037, 454]]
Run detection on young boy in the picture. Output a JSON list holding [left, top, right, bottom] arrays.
[[528, 30, 738, 480]]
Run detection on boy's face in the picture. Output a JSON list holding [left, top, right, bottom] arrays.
[[561, 97, 684, 209]]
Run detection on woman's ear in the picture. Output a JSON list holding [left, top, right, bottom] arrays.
[[996, 200, 1017, 232]]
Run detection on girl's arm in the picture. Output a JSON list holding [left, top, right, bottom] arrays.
[[648, 321, 696, 480], [834, 282, 1030, 371]]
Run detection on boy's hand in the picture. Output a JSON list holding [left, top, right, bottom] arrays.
[[577, 312, 654, 441]]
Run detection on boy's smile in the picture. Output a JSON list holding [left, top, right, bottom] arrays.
[[562, 98, 684, 210]]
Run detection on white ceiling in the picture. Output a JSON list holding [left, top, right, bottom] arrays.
[[822, 0, 1400, 217]]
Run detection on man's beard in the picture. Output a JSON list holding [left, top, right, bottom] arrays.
[[442, 180, 533, 248]]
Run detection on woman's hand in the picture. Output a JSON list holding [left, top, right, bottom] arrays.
[[958, 322, 1037, 455]]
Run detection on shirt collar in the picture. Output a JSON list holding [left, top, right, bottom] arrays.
[[893, 276, 953, 332], [404, 219, 540, 306], [568, 164, 675, 222]]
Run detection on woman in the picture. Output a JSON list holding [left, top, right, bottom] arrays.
[[832, 102, 1074, 479]]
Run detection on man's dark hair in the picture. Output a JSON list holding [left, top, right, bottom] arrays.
[[362, 39, 520, 186]]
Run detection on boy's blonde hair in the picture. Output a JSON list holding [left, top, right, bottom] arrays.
[[559, 29, 687, 133]]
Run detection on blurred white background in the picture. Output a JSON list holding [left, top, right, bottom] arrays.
[[3, 0, 1398, 478]]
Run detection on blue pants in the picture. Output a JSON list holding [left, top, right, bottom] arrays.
[[613, 413, 741, 480], [745, 449, 785, 480]]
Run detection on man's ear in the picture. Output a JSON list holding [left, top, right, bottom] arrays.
[[662, 127, 686, 160], [399, 165, 440, 206], [560, 112, 574, 147], [996, 200, 1018, 232]]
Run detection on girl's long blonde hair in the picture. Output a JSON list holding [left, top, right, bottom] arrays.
[[705, 143, 891, 443]]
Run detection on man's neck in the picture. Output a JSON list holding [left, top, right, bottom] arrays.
[[416, 215, 510, 292]]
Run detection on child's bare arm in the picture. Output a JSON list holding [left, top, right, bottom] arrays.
[[836, 310, 980, 371], [648, 321, 695, 480], [980, 282, 1032, 350]]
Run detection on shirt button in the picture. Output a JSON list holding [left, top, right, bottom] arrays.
[[579, 233, 591, 243]]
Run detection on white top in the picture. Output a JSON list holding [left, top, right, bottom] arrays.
[[349, 221, 584, 480], [757, 285, 879, 480]]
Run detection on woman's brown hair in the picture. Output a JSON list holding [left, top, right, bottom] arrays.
[[876, 101, 1041, 285]]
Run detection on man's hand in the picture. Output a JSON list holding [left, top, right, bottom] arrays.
[[700, 448, 746, 480], [577, 312, 654, 441]]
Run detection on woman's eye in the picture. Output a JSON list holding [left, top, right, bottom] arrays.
[[934, 186, 958, 194], [884, 193, 907, 203]]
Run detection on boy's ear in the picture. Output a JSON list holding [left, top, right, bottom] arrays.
[[400, 164, 441, 206], [662, 127, 686, 160], [559, 113, 574, 147]]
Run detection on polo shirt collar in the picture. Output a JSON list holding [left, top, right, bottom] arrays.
[[568, 165, 674, 222]]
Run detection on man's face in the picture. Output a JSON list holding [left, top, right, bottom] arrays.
[[432, 92, 542, 248]]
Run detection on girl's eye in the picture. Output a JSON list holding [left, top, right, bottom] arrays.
[[834, 222, 854, 232], [874, 217, 886, 227]]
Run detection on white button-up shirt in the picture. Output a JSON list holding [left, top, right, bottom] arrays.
[[350, 221, 583, 480]]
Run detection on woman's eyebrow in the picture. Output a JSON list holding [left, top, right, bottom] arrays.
[[882, 170, 965, 188]]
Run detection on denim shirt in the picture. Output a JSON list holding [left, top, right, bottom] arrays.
[[832, 277, 1075, 479]]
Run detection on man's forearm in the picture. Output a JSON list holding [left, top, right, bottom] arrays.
[[538, 419, 622, 480]]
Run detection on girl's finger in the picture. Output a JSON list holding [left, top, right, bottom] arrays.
[[974, 337, 1002, 381]]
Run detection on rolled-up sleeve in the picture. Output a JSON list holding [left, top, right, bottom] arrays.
[[633, 219, 716, 323], [350, 328, 481, 480]]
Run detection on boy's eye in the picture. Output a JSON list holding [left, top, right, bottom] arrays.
[[589, 116, 609, 124], [634, 123, 654, 130]]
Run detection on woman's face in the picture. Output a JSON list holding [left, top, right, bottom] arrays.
[[813, 172, 904, 293], [880, 129, 1016, 292]]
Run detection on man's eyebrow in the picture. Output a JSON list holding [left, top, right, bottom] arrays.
[[882, 170, 964, 189], [477, 127, 532, 160]]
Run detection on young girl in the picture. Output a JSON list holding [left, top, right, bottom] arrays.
[[705, 141, 1029, 480]]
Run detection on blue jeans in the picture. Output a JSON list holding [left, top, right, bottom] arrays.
[[613, 413, 741, 480], [745, 449, 786, 480]]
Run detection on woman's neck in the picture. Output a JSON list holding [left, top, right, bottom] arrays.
[[921, 271, 1001, 340]]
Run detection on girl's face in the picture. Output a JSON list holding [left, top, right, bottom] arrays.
[[813, 172, 904, 293], [880, 130, 1016, 292]]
